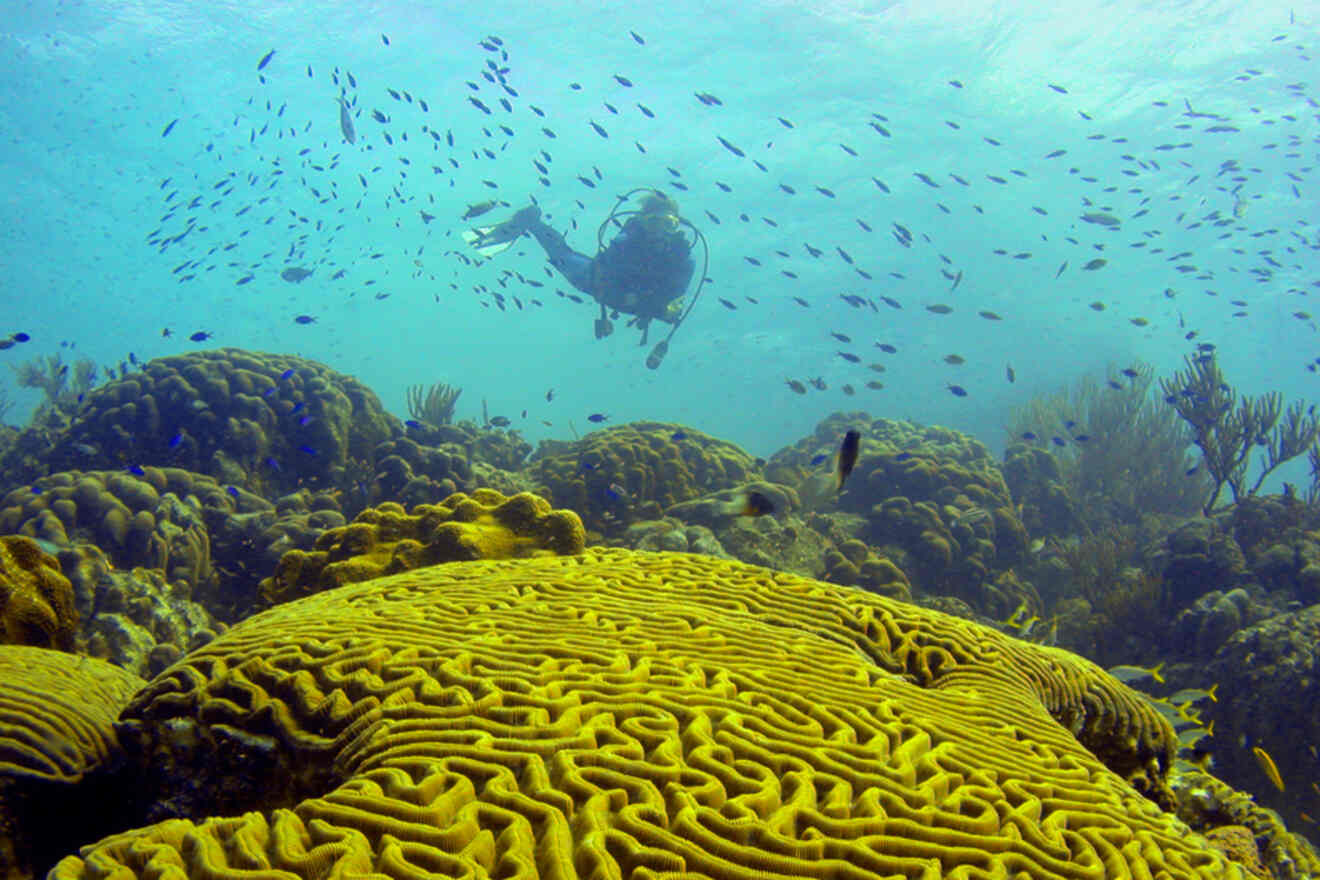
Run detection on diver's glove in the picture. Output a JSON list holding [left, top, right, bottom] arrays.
[[507, 204, 542, 233]]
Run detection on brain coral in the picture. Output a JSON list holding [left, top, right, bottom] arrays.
[[0, 646, 144, 879], [43, 349, 396, 498], [529, 421, 759, 535], [259, 488, 585, 605], [0, 535, 77, 650], [56, 549, 1238, 879]]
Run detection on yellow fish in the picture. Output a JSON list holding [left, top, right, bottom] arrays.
[[1253, 746, 1285, 792]]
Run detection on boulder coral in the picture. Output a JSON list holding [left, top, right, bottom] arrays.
[[51, 549, 1245, 879], [43, 349, 396, 499], [530, 421, 759, 534], [259, 488, 585, 605], [0, 535, 77, 651]]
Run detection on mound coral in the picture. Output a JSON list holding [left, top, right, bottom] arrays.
[[259, 488, 584, 605], [53, 549, 1240, 879], [765, 414, 1030, 615], [0, 469, 218, 597], [0, 535, 77, 650], [530, 421, 759, 534], [43, 349, 396, 499]]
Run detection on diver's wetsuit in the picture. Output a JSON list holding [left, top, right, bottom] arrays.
[[525, 218, 694, 335]]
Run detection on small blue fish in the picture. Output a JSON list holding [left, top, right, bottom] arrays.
[[810, 453, 828, 466], [299, 445, 318, 455], [168, 432, 183, 448], [226, 486, 240, 498], [579, 461, 596, 472], [29, 486, 42, 495], [405, 419, 423, 429], [894, 452, 913, 461], [587, 413, 609, 423], [291, 402, 305, 414], [299, 416, 313, 426], [264, 387, 278, 398], [280, 369, 295, 380], [266, 457, 282, 472], [125, 465, 145, 476], [1021, 432, 1037, 441], [1052, 437, 1066, 447], [670, 431, 687, 441]]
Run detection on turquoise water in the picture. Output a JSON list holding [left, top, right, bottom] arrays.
[[2, 0, 1315, 466]]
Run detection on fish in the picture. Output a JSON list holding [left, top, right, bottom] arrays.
[[337, 97, 356, 144], [731, 490, 775, 517], [1253, 746, 1285, 792], [462, 200, 500, 220], [280, 267, 314, 282], [978, 311, 1002, 320], [1005, 364, 1016, 383], [293, 315, 316, 324], [587, 413, 609, 423], [189, 331, 212, 342], [943, 354, 965, 365], [947, 385, 968, 397], [160, 118, 179, 138], [257, 49, 276, 71], [1106, 663, 1164, 684], [785, 379, 807, 394], [1080, 212, 1120, 227], [488, 416, 511, 427], [836, 429, 861, 492], [926, 304, 953, 314], [1082, 258, 1108, 271]]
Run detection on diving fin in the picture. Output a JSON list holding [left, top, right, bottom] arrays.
[[462, 224, 519, 258], [594, 318, 614, 339]]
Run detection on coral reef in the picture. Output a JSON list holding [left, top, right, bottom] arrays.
[[1001, 441, 1084, 537], [42, 349, 398, 500], [1008, 363, 1205, 528], [0, 646, 144, 880], [1161, 353, 1320, 514], [405, 381, 461, 427], [57, 544, 225, 678], [529, 421, 759, 535], [259, 488, 584, 604], [0, 535, 77, 650], [54, 549, 1240, 879], [1202, 603, 1320, 832], [9, 353, 99, 426], [1172, 766, 1320, 879], [766, 414, 1030, 615], [0, 469, 218, 599]]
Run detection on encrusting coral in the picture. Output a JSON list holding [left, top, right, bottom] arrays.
[[51, 549, 1249, 879]]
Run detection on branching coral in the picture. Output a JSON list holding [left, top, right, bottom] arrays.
[[405, 381, 461, 426], [1160, 353, 1320, 514], [10, 353, 98, 421], [1008, 363, 1205, 527]]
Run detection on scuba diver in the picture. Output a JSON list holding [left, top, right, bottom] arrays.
[[463, 188, 708, 370]]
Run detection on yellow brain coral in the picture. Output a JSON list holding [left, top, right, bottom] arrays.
[[259, 488, 585, 605], [0, 535, 77, 650], [55, 549, 1238, 879], [0, 645, 145, 878]]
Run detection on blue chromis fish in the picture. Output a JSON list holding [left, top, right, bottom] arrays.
[[337, 97, 356, 144], [836, 429, 861, 492]]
